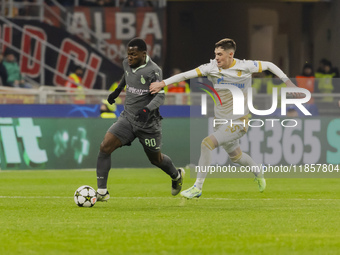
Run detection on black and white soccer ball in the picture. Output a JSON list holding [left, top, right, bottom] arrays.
[[74, 185, 97, 207]]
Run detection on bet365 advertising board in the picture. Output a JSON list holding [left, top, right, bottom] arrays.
[[0, 117, 339, 170]]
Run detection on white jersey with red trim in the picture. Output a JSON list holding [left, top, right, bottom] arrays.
[[195, 58, 262, 120]]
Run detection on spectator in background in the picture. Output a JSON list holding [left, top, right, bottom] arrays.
[[265, 74, 286, 95], [255, 70, 275, 94], [316, 58, 339, 77], [2, 50, 31, 88], [0, 52, 8, 86], [315, 59, 338, 101], [263, 74, 286, 111], [316, 58, 328, 74], [100, 99, 117, 118], [296, 63, 315, 91], [65, 66, 84, 88], [109, 80, 120, 91], [296, 63, 315, 104], [64, 66, 86, 103], [251, 71, 266, 94], [99, 78, 123, 118]]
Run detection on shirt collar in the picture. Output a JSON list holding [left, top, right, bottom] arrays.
[[132, 55, 150, 73]]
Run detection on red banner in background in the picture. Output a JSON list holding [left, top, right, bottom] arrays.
[[20, 26, 46, 77], [45, 7, 166, 67], [0, 19, 122, 89]]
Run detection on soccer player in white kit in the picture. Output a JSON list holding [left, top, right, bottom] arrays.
[[150, 38, 299, 199]]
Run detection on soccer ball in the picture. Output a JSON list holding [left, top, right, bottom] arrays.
[[74, 185, 97, 207]]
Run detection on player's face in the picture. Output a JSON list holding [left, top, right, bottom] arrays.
[[215, 47, 234, 69], [127, 46, 146, 68]]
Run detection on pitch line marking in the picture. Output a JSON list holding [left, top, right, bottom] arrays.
[[0, 196, 339, 201]]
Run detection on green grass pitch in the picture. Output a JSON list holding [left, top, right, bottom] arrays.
[[1, 168, 340, 255]]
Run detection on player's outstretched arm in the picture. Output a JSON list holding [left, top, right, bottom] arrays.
[[261, 61, 303, 98], [107, 76, 126, 104], [284, 79, 305, 98], [150, 80, 166, 94], [150, 69, 199, 94]]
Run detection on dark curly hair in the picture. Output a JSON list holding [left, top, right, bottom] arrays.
[[127, 38, 147, 52]]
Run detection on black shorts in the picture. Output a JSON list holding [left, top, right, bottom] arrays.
[[107, 116, 162, 153]]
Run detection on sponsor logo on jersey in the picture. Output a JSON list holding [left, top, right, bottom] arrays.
[[227, 83, 245, 88], [253, 61, 258, 67], [217, 76, 244, 88], [126, 84, 148, 95]]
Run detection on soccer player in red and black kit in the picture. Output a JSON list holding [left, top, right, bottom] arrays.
[[96, 38, 184, 201]]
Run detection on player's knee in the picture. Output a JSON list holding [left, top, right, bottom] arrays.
[[100, 133, 122, 154], [201, 137, 215, 151], [229, 151, 242, 163], [99, 141, 111, 154], [100, 140, 119, 154]]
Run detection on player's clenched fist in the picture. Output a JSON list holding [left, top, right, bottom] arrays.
[[136, 107, 150, 122], [107, 89, 121, 104]]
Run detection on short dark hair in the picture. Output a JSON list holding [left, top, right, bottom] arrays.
[[127, 38, 147, 52], [215, 38, 236, 52], [303, 63, 313, 70]]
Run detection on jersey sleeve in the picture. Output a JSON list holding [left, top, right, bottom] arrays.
[[146, 92, 165, 110], [261, 61, 289, 81], [151, 67, 163, 82], [163, 69, 198, 86], [245, 60, 263, 74], [116, 74, 126, 91], [195, 60, 215, 77]]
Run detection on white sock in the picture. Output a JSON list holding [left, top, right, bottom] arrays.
[[234, 153, 263, 177], [97, 188, 107, 195], [194, 178, 205, 191], [194, 141, 212, 190]]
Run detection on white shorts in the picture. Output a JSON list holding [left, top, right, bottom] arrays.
[[212, 116, 249, 153]]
